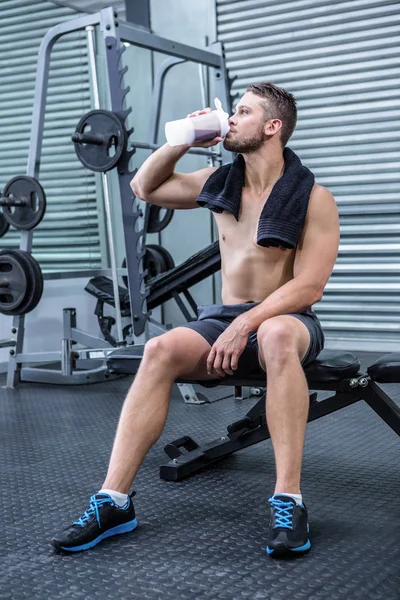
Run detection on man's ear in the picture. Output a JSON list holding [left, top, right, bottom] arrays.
[[264, 118, 282, 136]]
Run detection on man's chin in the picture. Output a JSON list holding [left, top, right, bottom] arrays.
[[223, 138, 239, 152]]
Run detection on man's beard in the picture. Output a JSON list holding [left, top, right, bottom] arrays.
[[223, 127, 264, 153]]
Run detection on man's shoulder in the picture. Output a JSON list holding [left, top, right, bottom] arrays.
[[310, 182, 334, 199], [308, 183, 337, 211], [306, 183, 338, 225]]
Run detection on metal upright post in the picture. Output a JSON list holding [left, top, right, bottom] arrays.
[[86, 24, 125, 344]]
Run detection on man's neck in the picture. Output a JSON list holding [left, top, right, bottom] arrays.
[[242, 146, 285, 197]]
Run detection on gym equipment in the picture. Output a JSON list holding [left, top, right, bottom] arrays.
[[72, 109, 128, 172], [4, 7, 231, 389], [144, 245, 175, 280], [122, 245, 175, 289], [0, 249, 44, 315], [0, 212, 10, 238], [106, 346, 400, 481], [147, 205, 174, 234], [0, 176, 46, 230]]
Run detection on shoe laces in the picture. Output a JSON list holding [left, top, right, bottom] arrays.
[[268, 496, 294, 530], [74, 494, 114, 528]]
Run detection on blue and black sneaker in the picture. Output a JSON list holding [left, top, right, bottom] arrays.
[[52, 492, 138, 552], [266, 495, 311, 558]]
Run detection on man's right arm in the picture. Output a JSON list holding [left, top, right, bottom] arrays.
[[131, 107, 223, 209], [130, 143, 216, 210]]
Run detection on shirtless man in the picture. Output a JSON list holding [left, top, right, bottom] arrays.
[[53, 82, 339, 557]]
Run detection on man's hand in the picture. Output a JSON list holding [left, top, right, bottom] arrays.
[[207, 318, 250, 377], [187, 108, 224, 148]]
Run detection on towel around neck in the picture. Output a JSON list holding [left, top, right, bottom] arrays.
[[196, 147, 315, 250]]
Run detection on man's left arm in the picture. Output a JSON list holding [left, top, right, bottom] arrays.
[[239, 184, 340, 334]]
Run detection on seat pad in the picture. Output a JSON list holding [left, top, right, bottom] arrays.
[[107, 346, 361, 384], [367, 353, 400, 383]]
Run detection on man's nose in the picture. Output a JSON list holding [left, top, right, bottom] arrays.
[[228, 115, 236, 126]]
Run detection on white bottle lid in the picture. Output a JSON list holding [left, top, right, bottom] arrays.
[[214, 97, 230, 137], [165, 118, 196, 146]]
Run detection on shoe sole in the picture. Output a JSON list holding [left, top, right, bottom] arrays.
[[266, 539, 311, 557], [54, 518, 138, 552]]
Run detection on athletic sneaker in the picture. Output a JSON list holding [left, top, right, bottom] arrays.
[[266, 495, 311, 557], [52, 492, 137, 552]]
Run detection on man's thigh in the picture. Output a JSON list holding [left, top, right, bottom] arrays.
[[253, 310, 325, 372], [156, 325, 221, 380]]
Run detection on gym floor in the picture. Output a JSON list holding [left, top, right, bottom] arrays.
[[0, 351, 399, 600]]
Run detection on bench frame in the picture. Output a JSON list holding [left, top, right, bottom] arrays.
[[160, 374, 400, 481]]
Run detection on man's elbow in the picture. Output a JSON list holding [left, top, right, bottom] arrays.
[[311, 284, 324, 305], [130, 176, 142, 199]]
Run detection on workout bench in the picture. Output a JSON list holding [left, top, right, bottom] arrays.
[[106, 346, 400, 481]]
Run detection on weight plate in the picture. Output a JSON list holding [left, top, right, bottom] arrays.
[[0, 212, 10, 238], [72, 109, 128, 172], [0, 250, 43, 316], [0, 250, 29, 314], [121, 245, 174, 288], [147, 205, 174, 233], [15, 251, 44, 315], [1, 176, 46, 231], [146, 244, 175, 271], [144, 246, 168, 280]]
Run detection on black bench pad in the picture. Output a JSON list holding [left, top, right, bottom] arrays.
[[107, 347, 361, 384], [367, 353, 400, 383]]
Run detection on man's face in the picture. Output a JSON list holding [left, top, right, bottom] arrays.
[[223, 92, 267, 153]]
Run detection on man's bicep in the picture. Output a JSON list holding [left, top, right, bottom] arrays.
[[293, 187, 340, 295]]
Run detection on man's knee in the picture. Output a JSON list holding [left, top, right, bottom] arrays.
[[257, 317, 300, 365], [143, 334, 177, 366]]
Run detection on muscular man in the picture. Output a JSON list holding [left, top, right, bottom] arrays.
[[53, 82, 339, 557]]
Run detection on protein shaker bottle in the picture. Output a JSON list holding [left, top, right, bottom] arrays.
[[165, 98, 229, 146]]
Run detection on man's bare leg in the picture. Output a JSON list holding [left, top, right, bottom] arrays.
[[102, 328, 215, 493], [52, 328, 216, 552], [257, 316, 311, 494], [258, 315, 312, 556]]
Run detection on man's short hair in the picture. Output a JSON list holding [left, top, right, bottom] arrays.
[[246, 82, 297, 147]]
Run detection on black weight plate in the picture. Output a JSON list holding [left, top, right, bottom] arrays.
[[0, 250, 29, 315], [122, 245, 172, 288], [144, 246, 168, 280], [73, 109, 127, 172], [147, 205, 174, 233], [2, 176, 46, 231], [0, 212, 10, 238], [3, 250, 43, 316], [17, 251, 44, 315], [146, 244, 175, 271]]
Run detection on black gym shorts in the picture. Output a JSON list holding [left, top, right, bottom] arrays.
[[179, 302, 325, 377]]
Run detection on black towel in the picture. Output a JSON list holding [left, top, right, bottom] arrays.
[[196, 147, 315, 249]]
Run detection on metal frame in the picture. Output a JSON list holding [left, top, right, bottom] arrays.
[[159, 375, 400, 481], [5, 6, 232, 390]]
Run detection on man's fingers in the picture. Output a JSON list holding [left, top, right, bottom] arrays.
[[207, 347, 216, 374], [230, 352, 239, 372], [212, 350, 225, 378], [187, 107, 212, 118], [222, 354, 234, 376], [192, 136, 224, 149]]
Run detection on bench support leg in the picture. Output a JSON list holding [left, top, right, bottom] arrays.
[[362, 381, 400, 436], [159, 387, 365, 481]]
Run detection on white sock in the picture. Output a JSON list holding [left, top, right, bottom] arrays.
[[98, 488, 129, 507], [275, 492, 303, 506]]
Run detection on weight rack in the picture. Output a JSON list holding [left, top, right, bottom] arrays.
[[3, 6, 232, 389]]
